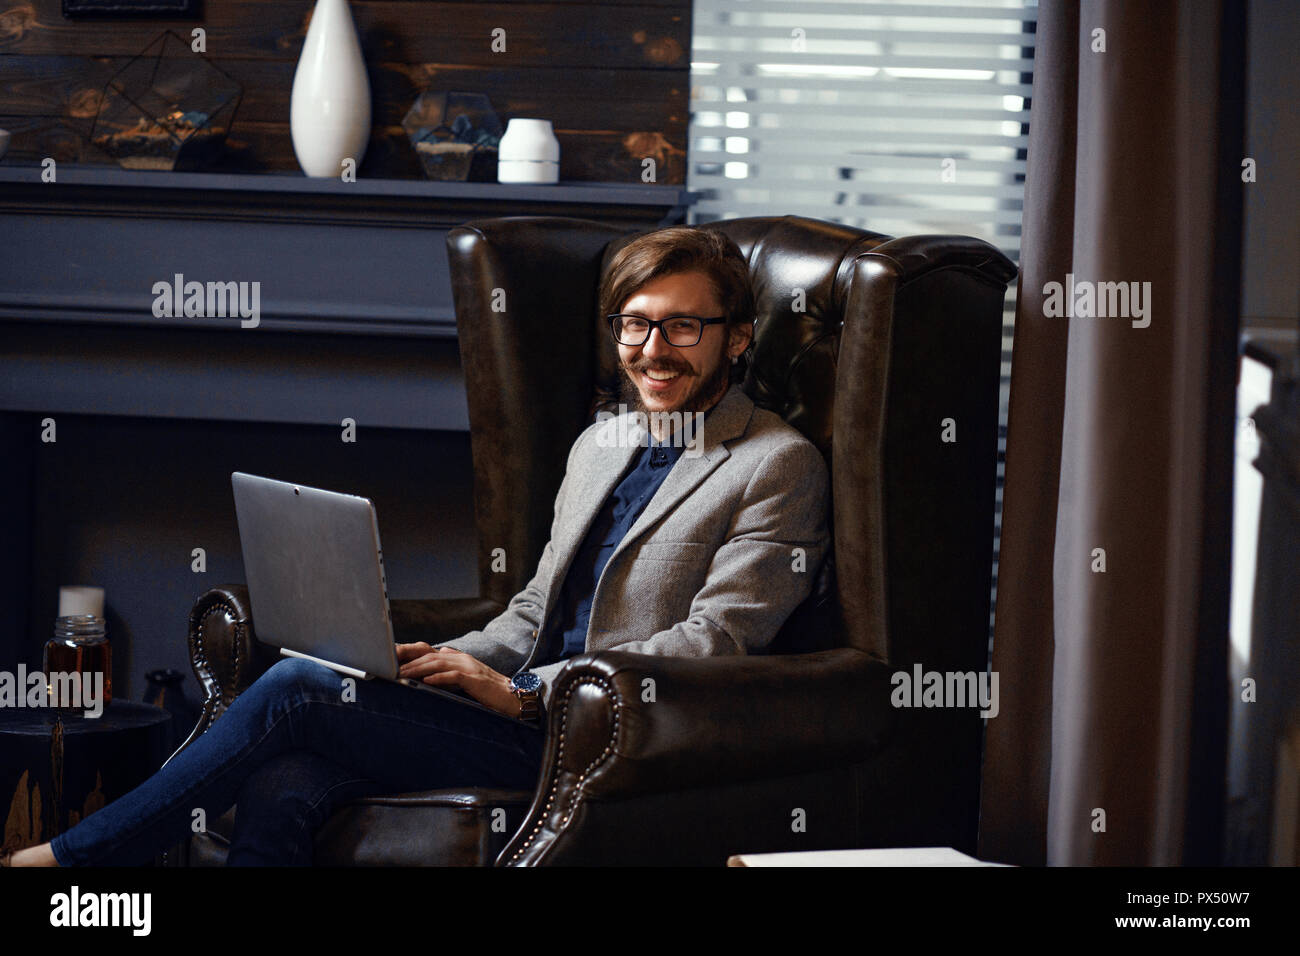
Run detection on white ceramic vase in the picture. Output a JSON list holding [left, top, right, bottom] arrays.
[[290, 0, 371, 177], [497, 118, 560, 184]]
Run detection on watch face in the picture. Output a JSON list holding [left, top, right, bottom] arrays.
[[512, 672, 542, 693]]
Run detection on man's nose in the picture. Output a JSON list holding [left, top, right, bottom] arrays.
[[643, 324, 674, 358]]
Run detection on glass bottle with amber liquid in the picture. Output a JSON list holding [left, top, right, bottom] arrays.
[[44, 614, 112, 709]]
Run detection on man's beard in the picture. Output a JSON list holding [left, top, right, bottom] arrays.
[[618, 349, 732, 418]]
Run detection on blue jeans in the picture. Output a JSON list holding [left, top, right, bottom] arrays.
[[49, 657, 546, 866]]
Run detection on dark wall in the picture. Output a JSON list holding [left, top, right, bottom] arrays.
[[9, 410, 479, 702], [0, 0, 691, 181]]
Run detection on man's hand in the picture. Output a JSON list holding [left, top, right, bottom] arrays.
[[395, 642, 521, 719]]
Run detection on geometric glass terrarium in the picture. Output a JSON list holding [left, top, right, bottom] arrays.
[[90, 30, 242, 171], [402, 91, 503, 182]]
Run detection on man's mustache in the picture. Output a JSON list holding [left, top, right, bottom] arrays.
[[625, 360, 696, 376]]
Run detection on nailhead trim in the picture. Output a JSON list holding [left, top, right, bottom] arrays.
[[508, 675, 620, 864], [191, 600, 245, 731]]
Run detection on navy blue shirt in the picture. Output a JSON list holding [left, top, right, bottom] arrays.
[[540, 404, 716, 665]]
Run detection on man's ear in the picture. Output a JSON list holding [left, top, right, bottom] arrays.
[[730, 319, 755, 358]]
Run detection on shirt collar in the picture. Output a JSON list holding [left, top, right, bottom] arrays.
[[649, 384, 730, 447]]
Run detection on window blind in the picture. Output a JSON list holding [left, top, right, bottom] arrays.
[[688, 0, 1037, 639]]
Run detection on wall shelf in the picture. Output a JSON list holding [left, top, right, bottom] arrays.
[[0, 163, 694, 338], [0, 165, 692, 206], [0, 163, 695, 429]]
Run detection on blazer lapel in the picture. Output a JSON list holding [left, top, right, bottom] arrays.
[[539, 416, 639, 622], [609, 385, 755, 564], [538, 385, 756, 629]]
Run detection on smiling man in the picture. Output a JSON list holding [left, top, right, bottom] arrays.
[[396, 225, 831, 722], [608, 262, 741, 444], [5, 225, 829, 869]]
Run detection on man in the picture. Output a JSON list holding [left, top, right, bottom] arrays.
[[7, 226, 827, 867], [393, 225, 830, 720]]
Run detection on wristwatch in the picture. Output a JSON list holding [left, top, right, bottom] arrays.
[[510, 672, 543, 726]]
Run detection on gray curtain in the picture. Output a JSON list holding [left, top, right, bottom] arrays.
[[977, 0, 1244, 865]]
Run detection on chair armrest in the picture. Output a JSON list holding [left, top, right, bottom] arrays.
[[181, 585, 279, 746], [164, 582, 270, 868], [500, 647, 896, 865]]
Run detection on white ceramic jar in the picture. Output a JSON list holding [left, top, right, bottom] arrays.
[[497, 118, 560, 184], [290, 0, 371, 177]]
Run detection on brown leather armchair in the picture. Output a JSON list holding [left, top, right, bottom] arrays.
[[172, 215, 1015, 865]]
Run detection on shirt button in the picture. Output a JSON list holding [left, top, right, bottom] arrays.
[[530, 629, 538, 637]]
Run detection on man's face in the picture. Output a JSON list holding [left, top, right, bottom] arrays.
[[615, 270, 749, 418]]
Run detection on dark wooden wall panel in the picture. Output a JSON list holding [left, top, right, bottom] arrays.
[[0, 0, 691, 180]]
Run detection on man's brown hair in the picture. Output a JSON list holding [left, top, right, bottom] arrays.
[[599, 226, 755, 383]]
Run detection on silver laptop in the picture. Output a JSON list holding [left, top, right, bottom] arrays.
[[231, 472, 510, 719]]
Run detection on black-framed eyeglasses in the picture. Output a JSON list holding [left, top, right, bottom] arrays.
[[608, 314, 728, 348]]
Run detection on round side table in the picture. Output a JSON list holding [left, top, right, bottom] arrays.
[[1, 700, 172, 854]]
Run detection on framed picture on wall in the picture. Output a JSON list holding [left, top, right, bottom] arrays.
[[63, 0, 201, 18]]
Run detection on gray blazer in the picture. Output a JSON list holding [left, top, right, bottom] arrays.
[[438, 384, 830, 713]]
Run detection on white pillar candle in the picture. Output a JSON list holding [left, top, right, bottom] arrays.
[[497, 118, 560, 184], [58, 586, 105, 618]]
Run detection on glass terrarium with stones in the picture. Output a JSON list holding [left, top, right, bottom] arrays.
[[90, 30, 242, 171], [402, 91, 503, 181]]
